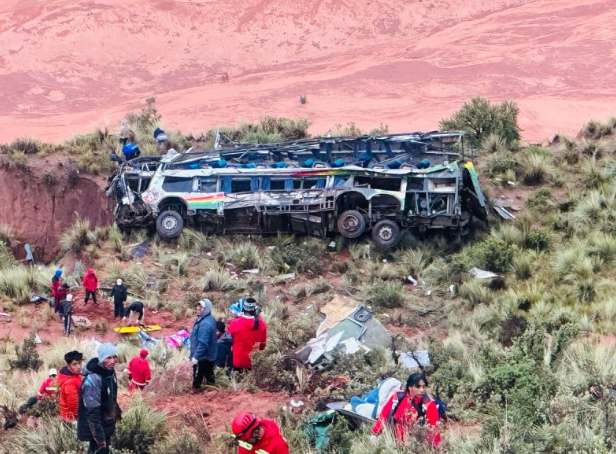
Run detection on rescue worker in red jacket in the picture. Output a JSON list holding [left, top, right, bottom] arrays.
[[51, 269, 63, 305], [372, 373, 442, 447], [228, 297, 267, 373], [232, 412, 289, 454], [38, 368, 59, 400], [58, 350, 83, 421], [126, 348, 152, 392], [82, 269, 98, 305]]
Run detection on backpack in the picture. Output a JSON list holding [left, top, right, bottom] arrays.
[[388, 391, 448, 426]]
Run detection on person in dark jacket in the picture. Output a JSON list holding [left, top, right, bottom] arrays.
[[78, 343, 121, 454], [123, 301, 145, 326], [109, 279, 128, 319], [189, 299, 218, 390], [215, 320, 233, 370], [61, 294, 75, 336], [56, 283, 69, 321]]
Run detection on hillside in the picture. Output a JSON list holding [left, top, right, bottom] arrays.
[[1, 0, 616, 142]]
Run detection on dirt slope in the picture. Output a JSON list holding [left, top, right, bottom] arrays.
[[0, 0, 615, 143]]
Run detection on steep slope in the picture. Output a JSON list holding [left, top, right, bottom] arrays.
[[0, 0, 615, 142]]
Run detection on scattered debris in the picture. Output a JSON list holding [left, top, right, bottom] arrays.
[[243, 269, 260, 275], [273, 273, 296, 284], [30, 293, 48, 305], [407, 276, 418, 286], [296, 296, 392, 369], [131, 241, 150, 258], [470, 267, 499, 279], [72, 316, 92, 328]]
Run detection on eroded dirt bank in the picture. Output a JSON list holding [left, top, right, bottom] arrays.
[[0, 160, 112, 263]]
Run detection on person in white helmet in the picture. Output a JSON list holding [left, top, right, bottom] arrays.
[[37, 368, 59, 400], [109, 279, 128, 319]]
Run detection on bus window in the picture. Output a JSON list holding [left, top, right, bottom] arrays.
[[270, 179, 286, 191], [333, 176, 350, 187], [162, 177, 193, 192], [231, 179, 252, 193], [261, 178, 272, 191], [303, 178, 325, 189], [354, 176, 401, 191], [197, 178, 218, 193]]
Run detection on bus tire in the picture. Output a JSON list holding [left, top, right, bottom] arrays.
[[372, 220, 400, 248], [337, 210, 366, 239], [156, 210, 184, 239]]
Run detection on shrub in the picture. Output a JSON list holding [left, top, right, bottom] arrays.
[[114, 399, 168, 454], [526, 188, 553, 212], [581, 157, 610, 189], [2, 417, 84, 453], [0, 222, 14, 245], [483, 152, 519, 177], [459, 280, 492, 307], [519, 149, 555, 185], [10, 137, 41, 154], [178, 229, 211, 253], [511, 250, 534, 280], [499, 315, 528, 347], [151, 428, 202, 454], [480, 133, 508, 154], [365, 279, 405, 308], [0, 266, 34, 303], [59, 218, 91, 254], [526, 228, 552, 252], [394, 247, 433, 276], [9, 334, 43, 370], [202, 267, 237, 291], [466, 237, 514, 272], [270, 238, 322, 274], [42, 172, 57, 187]]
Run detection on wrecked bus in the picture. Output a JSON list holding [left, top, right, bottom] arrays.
[[107, 132, 487, 247]]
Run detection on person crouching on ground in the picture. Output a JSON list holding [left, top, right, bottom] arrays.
[[231, 411, 289, 454], [127, 348, 151, 393], [123, 301, 145, 326], [38, 368, 58, 400], [78, 343, 121, 454], [58, 350, 83, 422], [189, 299, 218, 391], [372, 373, 443, 447], [82, 269, 98, 305], [228, 297, 267, 374]]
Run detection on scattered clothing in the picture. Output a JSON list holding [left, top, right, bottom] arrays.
[[83, 269, 98, 304], [228, 315, 267, 370], [58, 366, 82, 421], [122, 143, 141, 161], [77, 358, 121, 454]]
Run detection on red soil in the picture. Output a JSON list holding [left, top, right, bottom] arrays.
[[1, 0, 615, 144]]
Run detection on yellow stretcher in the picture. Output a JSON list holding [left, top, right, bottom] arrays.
[[114, 325, 162, 334]]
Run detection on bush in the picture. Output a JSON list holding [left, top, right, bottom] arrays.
[[526, 188, 553, 212], [365, 279, 405, 308], [42, 172, 57, 187], [270, 238, 323, 274], [483, 152, 519, 177], [10, 137, 41, 154], [519, 149, 555, 185], [480, 133, 508, 154], [9, 334, 43, 370], [114, 399, 168, 454], [59, 218, 91, 254], [2, 417, 84, 453], [526, 228, 552, 252], [151, 428, 202, 454], [465, 237, 514, 272], [440, 97, 521, 148], [202, 267, 238, 291]]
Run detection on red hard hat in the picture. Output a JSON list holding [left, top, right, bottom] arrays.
[[231, 412, 261, 441]]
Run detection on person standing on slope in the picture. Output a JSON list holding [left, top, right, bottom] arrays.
[[127, 349, 152, 393], [109, 279, 128, 319], [58, 350, 84, 422], [51, 269, 63, 307], [62, 294, 75, 336], [82, 269, 98, 305], [78, 343, 121, 454], [228, 297, 267, 374], [231, 411, 289, 454], [189, 298, 218, 390]]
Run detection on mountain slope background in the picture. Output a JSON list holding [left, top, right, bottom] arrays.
[[1, 0, 615, 142]]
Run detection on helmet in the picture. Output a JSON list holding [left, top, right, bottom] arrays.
[[243, 297, 257, 313], [231, 412, 261, 441]]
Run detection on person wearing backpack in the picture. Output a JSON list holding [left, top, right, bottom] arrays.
[[372, 373, 445, 447]]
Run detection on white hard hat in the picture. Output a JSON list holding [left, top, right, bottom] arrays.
[[117, 279, 122, 285], [49, 368, 57, 376], [66, 294, 73, 302]]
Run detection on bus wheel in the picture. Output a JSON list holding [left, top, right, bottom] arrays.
[[337, 210, 366, 239], [156, 210, 184, 239], [372, 220, 400, 248]]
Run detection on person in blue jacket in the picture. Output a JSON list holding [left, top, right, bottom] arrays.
[[189, 299, 218, 390], [122, 143, 140, 161]]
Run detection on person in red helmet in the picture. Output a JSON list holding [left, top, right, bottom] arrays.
[[126, 349, 152, 392], [82, 269, 98, 305], [231, 412, 288, 454], [228, 297, 267, 374]]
